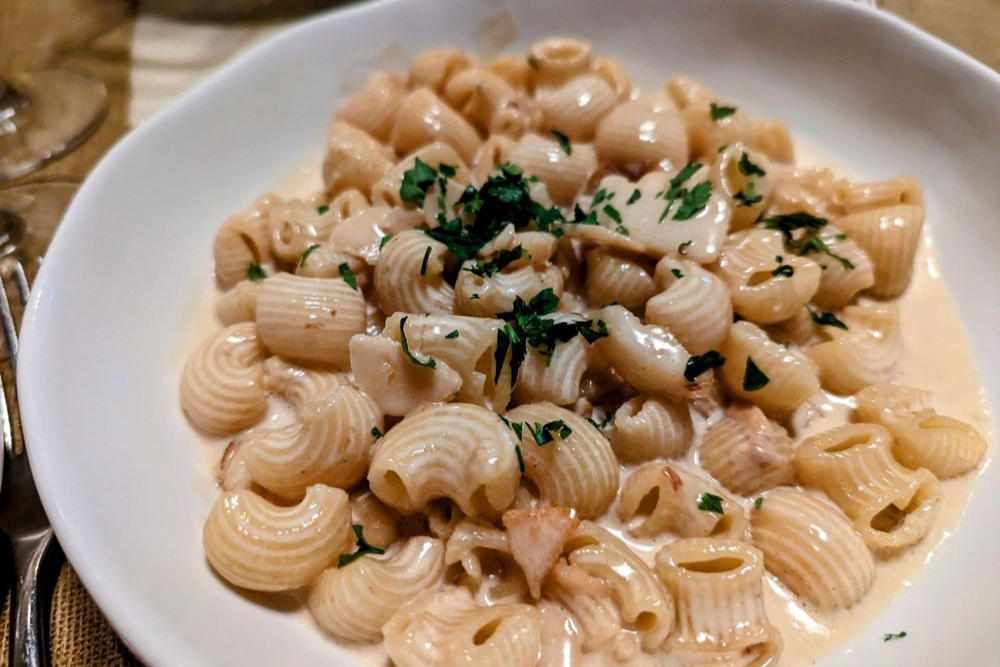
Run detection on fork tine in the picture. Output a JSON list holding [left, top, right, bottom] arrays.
[[11, 261, 27, 309], [0, 261, 22, 375]]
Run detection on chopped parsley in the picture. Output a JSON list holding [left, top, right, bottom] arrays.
[[697, 492, 726, 514], [670, 268, 684, 280], [673, 181, 713, 220], [379, 234, 393, 250], [808, 307, 849, 330], [658, 162, 705, 222], [399, 316, 436, 369], [759, 212, 855, 270], [684, 350, 726, 382], [464, 246, 527, 278], [493, 288, 608, 385], [754, 497, 764, 510], [592, 188, 612, 206], [338, 263, 358, 291], [743, 357, 770, 392], [771, 256, 795, 278], [338, 524, 386, 568], [883, 631, 907, 642], [528, 420, 573, 445], [247, 263, 266, 282], [678, 240, 693, 255], [399, 157, 438, 205], [570, 204, 599, 226], [514, 444, 526, 472], [627, 189, 642, 205], [370, 426, 383, 440], [603, 204, 622, 224], [710, 102, 737, 121], [587, 413, 613, 431], [734, 181, 763, 207], [738, 153, 767, 177], [299, 243, 321, 267], [501, 416, 524, 441], [445, 330, 460, 339], [317, 204, 330, 215], [419, 247, 432, 276], [552, 129, 572, 155]]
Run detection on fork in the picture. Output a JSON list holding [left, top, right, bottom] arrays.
[[0, 257, 61, 667]]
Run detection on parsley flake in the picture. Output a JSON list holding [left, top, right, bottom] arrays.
[[379, 234, 393, 250], [883, 632, 907, 642], [673, 181, 713, 220], [684, 350, 726, 382], [710, 102, 737, 121], [759, 213, 855, 270], [627, 189, 642, 205], [399, 316, 436, 369], [445, 330, 460, 339], [371, 426, 383, 440], [754, 497, 764, 510], [808, 307, 849, 330], [587, 414, 613, 431], [734, 181, 763, 207], [603, 204, 622, 224], [299, 244, 321, 267], [247, 263, 266, 282], [464, 246, 527, 278], [338, 263, 358, 291], [317, 204, 330, 215], [420, 246, 432, 276], [528, 420, 573, 445], [743, 357, 770, 392], [738, 152, 767, 177], [771, 256, 795, 278], [400, 157, 438, 205], [671, 268, 684, 280], [658, 162, 704, 222], [514, 444, 526, 472], [697, 492, 725, 514], [338, 524, 386, 567], [552, 129, 572, 155]]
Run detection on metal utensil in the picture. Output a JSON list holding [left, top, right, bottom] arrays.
[[0, 256, 62, 667]]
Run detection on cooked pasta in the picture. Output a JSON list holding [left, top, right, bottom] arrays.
[[184, 36, 990, 667]]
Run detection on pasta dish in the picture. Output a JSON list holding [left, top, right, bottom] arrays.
[[179, 37, 991, 667]]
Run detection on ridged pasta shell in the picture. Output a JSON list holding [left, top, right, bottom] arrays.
[[443, 67, 539, 138], [836, 204, 924, 299], [509, 133, 597, 205], [336, 71, 407, 143], [321, 122, 394, 198], [256, 273, 367, 369], [804, 223, 875, 309], [711, 144, 773, 231], [408, 47, 476, 93], [374, 230, 455, 315], [611, 394, 692, 463], [720, 321, 820, 417], [504, 402, 618, 519], [647, 258, 732, 355], [308, 536, 445, 642], [371, 143, 470, 210], [349, 489, 398, 550], [213, 196, 274, 289], [456, 264, 564, 317], [536, 73, 616, 141], [793, 423, 942, 554], [263, 356, 351, 413], [203, 484, 353, 592], [698, 404, 795, 496], [751, 487, 875, 609], [584, 247, 657, 312], [806, 304, 900, 396], [512, 336, 586, 407], [390, 88, 482, 164], [216, 280, 259, 325], [180, 322, 267, 435], [244, 386, 382, 498], [368, 403, 520, 517], [594, 92, 687, 175]]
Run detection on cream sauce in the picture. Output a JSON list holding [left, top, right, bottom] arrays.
[[181, 146, 993, 667]]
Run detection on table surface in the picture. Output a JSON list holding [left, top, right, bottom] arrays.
[[0, 0, 998, 664]]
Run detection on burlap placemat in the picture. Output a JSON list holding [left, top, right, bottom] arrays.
[[0, 0, 997, 665]]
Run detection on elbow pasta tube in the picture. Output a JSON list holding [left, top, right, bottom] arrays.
[[711, 145, 773, 231], [336, 71, 407, 142], [713, 228, 822, 325], [372, 143, 470, 209], [535, 73, 617, 141], [647, 257, 732, 355], [656, 538, 781, 667], [349, 489, 399, 549], [308, 536, 446, 643], [368, 403, 521, 517], [203, 484, 353, 592], [408, 47, 476, 93], [699, 404, 795, 496], [374, 230, 455, 315], [244, 386, 382, 499], [509, 133, 597, 205], [263, 355, 352, 411], [256, 273, 367, 368], [390, 88, 482, 165], [802, 223, 875, 309], [512, 336, 586, 406], [836, 203, 924, 299], [806, 304, 901, 395], [213, 196, 274, 289], [618, 461, 748, 540], [720, 321, 821, 417], [793, 423, 943, 554], [751, 119, 795, 164], [215, 280, 259, 325], [504, 402, 618, 519], [584, 247, 657, 312], [486, 55, 535, 93], [751, 487, 875, 609], [611, 394, 693, 463], [855, 383, 988, 478], [553, 521, 674, 651], [594, 92, 688, 176], [667, 75, 755, 159], [180, 323, 267, 435], [384, 588, 542, 667], [443, 67, 539, 138], [321, 122, 394, 199], [456, 263, 564, 317]]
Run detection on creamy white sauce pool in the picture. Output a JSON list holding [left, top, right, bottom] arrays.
[[180, 147, 994, 667]]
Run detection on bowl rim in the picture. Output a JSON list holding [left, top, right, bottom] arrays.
[[16, 0, 1000, 665]]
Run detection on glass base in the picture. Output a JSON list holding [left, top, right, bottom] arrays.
[[0, 182, 78, 282], [0, 71, 107, 182]]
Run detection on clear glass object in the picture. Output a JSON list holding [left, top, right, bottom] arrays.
[[0, 71, 107, 182], [0, 182, 77, 281]]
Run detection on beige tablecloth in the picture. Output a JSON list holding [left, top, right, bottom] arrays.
[[0, 0, 997, 664]]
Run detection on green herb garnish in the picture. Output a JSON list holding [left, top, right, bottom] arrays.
[[808, 307, 849, 330], [552, 129, 572, 155], [528, 420, 573, 445], [445, 330, 460, 339], [673, 181, 713, 220], [399, 316, 436, 369], [684, 350, 726, 382], [338, 524, 386, 567], [371, 426, 383, 440], [882, 632, 907, 642], [587, 413, 613, 431], [754, 497, 764, 510], [317, 204, 330, 215], [697, 493, 725, 514], [734, 181, 763, 207], [627, 189, 641, 205], [379, 234, 393, 250], [400, 157, 438, 205], [338, 263, 358, 291], [464, 246, 527, 278], [658, 162, 703, 222], [514, 444, 525, 472], [743, 357, 770, 392], [670, 268, 684, 279], [771, 255, 795, 278], [759, 212, 855, 270], [299, 244, 321, 267], [738, 152, 766, 177], [247, 263, 266, 282], [710, 102, 737, 121], [678, 240, 693, 255]]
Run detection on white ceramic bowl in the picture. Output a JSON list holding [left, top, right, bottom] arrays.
[[17, 0, 1000, 665]]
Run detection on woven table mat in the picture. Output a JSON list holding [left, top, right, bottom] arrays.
[[0, 0, 998, 665]]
